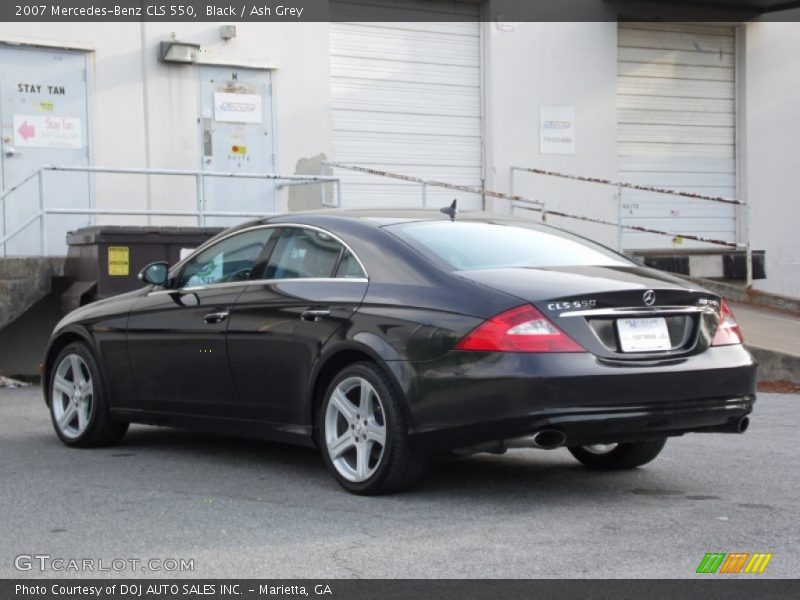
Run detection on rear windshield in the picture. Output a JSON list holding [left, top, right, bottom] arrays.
[[386, 221, 630, 270]]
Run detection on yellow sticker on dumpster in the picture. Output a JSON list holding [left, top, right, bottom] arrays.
[[108, 246, 130, 276]]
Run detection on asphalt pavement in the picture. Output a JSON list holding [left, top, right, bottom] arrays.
[[1, 386, 797, 579]]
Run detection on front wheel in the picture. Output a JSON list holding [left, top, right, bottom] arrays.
[[319, 362, 428, 495], [49, 342, 128, 448], [568, 439, 667, 470]]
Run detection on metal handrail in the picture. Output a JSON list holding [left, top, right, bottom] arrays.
[[509, 165, 753, 287], [0, 165, 341, 256], [326, 160, 745, 246], [323, 161, 545, 209]]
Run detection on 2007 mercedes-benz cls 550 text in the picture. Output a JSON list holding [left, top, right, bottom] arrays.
[[43, 210, 756, 494]]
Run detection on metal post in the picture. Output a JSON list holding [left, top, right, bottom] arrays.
[[38, 169, 47, 255], [335, 180, 342, 208], [196, 173, 205, 227], [617, 182, 624, 252], [509, 167, 516, 198], [745, 201, 753, 288], [421, 182, 427, 207]]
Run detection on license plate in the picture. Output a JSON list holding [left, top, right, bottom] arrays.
[[616, 317, 671, 353]]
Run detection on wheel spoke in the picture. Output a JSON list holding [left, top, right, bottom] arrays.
[[78, 379, 93, 399], [57, 403, 77, 430], [365, 422, 386, 447], [77, 400, 90, 432], [355, 441, 371, 480], [70, 355, 85, 386], [359, 382, 374, 419], [53, 374, 73, 397], [327, 431, 356, 459], [331, 388, 358, 423]]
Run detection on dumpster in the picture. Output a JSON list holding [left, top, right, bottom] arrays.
[[62, 226, 223, 312]]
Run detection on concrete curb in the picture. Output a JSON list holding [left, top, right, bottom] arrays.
[[747, 344, 800, 385]]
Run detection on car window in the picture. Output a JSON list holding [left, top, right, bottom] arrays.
[[264, 228, 345, 280], [177, 228, 274, 288], [335, 249, 366, 279], [385, 221, 630, 270]]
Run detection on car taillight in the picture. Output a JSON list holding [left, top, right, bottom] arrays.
[[711, 299, 744, 346], [455, 305, 585, 353]]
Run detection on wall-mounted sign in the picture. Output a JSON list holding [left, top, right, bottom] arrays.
[[13, 114, 82, 149], [213, 92, 262, 124], [539, 105, 575, 155]]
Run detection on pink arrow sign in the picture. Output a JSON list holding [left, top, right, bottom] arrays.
[[17, 120, 35, 141]]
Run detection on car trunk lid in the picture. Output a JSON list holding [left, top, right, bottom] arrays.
[[456, 265, 720, 360]]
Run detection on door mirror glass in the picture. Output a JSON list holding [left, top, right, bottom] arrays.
[[138, 262, 169, 286]]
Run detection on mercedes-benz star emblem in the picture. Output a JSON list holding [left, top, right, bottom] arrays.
[[643, 290, 656, 306]]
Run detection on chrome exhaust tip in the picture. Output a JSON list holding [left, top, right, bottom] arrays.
[[505, 429, 567, 450], [706, 416, 750, 434], [532, 429, 567, 449]]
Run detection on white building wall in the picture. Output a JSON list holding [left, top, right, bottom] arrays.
[[0, 22, 333, 222], [742, 21, 800, 298], [482, 21, 620, 247], [0, 16, 799, 298]]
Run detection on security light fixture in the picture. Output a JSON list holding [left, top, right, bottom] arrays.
[[159, 41, 200, 64], [220, 25, 237, 41]]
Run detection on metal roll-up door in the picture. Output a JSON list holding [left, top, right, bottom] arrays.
[[329, 0, 483, 209], [618, 23, 737, 249]]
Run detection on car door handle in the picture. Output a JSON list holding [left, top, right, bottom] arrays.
[[301, 309, 331, 323], [203, 310, 230, 324]]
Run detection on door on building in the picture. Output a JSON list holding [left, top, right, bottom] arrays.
[[198, 66, 275, 227], [329, 0, 483, 209], [0, 46, 90, 256], [617, 23, 737, 250]]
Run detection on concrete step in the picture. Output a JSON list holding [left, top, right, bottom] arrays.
[[0, 257, 51, 279]]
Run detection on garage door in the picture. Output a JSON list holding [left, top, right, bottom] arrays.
[[618, 23, 737, 249], [329, 0, 483, 209]]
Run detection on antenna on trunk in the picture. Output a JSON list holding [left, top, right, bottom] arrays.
[[440, 199, 458, 221]]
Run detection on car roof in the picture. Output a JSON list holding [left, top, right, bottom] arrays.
[[260, 208, 535, 227]]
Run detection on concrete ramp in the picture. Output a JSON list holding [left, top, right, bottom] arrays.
[[732, 302, 800, 386]]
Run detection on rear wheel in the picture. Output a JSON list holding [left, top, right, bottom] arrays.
[[568, 439, 666, 470], [319, 362, 428, 495], [49, 342, 128, 448]]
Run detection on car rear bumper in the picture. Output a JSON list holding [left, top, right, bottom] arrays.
[[402, 344, 757, 452]]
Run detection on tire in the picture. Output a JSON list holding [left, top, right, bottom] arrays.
[[318, 361, 428, 495], [568, 439, 667, 470], [48, 342, 129, 448]]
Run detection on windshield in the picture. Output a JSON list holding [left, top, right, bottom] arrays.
[[386, 221, 630, 271]]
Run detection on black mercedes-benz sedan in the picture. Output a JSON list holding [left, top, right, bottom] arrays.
[[43, 210, 756, 494]]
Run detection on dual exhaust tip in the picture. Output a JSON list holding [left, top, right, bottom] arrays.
[[508, 416, 750, 450], [459, 416, 749, 456]]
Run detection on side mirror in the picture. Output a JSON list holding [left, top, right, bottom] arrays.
[[138, 262, 169, 287]]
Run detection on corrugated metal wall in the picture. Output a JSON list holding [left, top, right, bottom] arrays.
[[329, 0, 483, 208], [617, 23, 737, 249]]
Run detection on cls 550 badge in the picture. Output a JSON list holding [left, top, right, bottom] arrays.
[[548, 299, 597, 311]]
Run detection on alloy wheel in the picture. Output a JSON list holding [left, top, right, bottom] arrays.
[[324, 376, 387, 482], [52, 354, 94, 439]]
